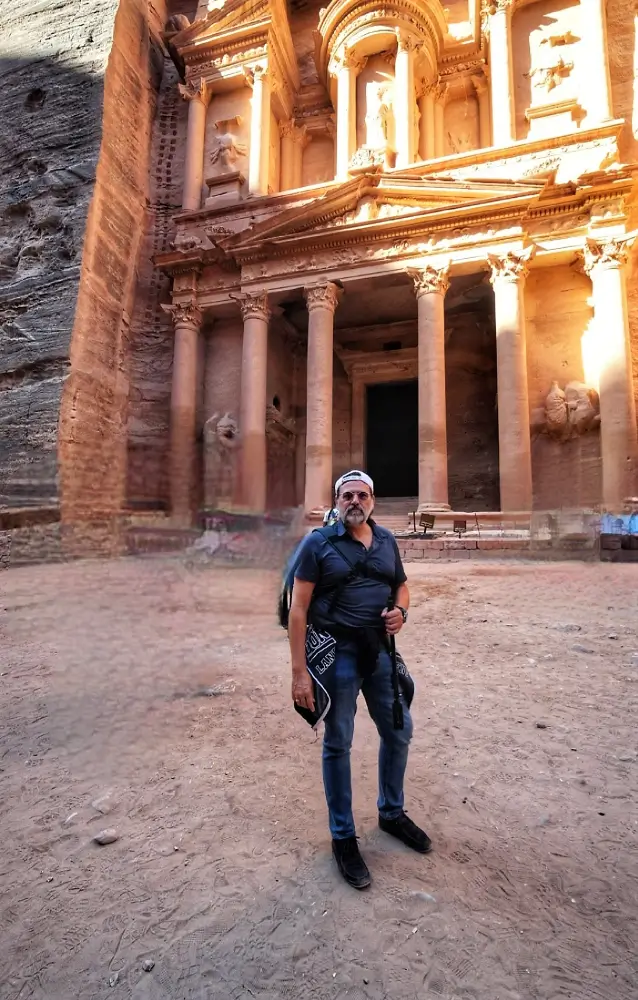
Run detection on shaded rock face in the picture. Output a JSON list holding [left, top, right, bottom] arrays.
[[0, 0, 168, 512]]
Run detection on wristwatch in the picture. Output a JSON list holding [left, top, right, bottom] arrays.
[[397, 606, 408, 623]]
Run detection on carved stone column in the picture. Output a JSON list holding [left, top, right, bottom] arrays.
[[482, 0, 515, 146], [433, 83, 448, 159], [279, 121, 307, 190], [248, 65, 271, 196], [238, 292, 270, 512], [164, 299, 202, 523], [292, 125, 309, 188], [582, 238, 638, 507], [580, 0, 612, 122], [395, 31, 417, 168], [334, 51, 359, 180], [279, 120, 296, 191], [179, 78, 210, 212], [304, 282, 341, 513], [488, 250, 534, 511], [418, 81, 436, 160], [472, 73, 491, 149], [409, 264, 450, 511]]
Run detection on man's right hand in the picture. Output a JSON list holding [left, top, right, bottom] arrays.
[[292, 669, 315, 712]]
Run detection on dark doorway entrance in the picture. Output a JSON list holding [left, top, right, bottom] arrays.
[[366, 380, 418, 496]]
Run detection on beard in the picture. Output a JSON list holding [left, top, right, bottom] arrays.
[[344, 505, 366, 526]]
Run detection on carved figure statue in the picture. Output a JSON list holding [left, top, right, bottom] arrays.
[[210, 132, 248, 172], [545, 381, 568, 437], [565, 381, 601, 435], [364, 84, 391, 148], [204, 411, 239, 507], [171, 231, 204, 251], [527, 54, 573, 92], [532, 380, 601, 440]]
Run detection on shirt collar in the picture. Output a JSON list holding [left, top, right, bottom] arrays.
[[335, 517, 378, 537]]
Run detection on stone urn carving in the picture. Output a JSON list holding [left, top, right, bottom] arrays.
[[203, 411, 239, 508]]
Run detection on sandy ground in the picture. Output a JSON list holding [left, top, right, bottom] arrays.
[[1, 555, 637, 1000]]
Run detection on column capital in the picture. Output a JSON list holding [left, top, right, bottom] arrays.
[[304, 281, 342, 313], [330, 48, 366, 76], [278, 118, 295, 140], [488, 247, 535, 284], [471, 72, 489, 96], [162, 299, 202, 327], [417, 78, 438, 100], [581, 235, 631, 274], [243, 63, 270, 88], [481, 0, 513, 16], [433, 80, 449, 105], [396, 29, 418, 53], [235, 291, 271, 322], [279, 119, 309, 146], [178, 77, 210, 107], [408, 264, 450, 298]]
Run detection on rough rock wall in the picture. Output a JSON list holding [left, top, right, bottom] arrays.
[[0, 0, 115, 507], [58, 0, 170, 519], [607, 0, 638, 493], [0, 0, 168, 513], [125, 0, 195, 509]]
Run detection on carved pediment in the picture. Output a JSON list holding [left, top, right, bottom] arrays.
[[221, 173, 550, 256], [170, 0, 272, 50]]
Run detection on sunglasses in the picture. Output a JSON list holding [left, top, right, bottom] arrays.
[[340, 491, 371, 502]]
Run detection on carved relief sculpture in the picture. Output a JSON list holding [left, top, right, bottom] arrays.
[[528, 55, 573, 93], [531, 381, 601, 440], [204, 411, 240, 508], [210, 119, 248, 174]]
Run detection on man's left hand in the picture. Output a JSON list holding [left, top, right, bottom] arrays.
[[382, 606, 404, 635]]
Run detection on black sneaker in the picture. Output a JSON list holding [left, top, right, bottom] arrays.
[[332, 836, 372, 889], [379, 812, 432, 853]]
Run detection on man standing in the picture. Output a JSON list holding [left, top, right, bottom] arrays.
[[288, 470, 431, 889]]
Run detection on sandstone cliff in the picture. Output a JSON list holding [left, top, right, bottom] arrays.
[[0, 0, 168, 514]]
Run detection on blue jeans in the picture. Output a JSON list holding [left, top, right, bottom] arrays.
[[322, 640, 413, 840]]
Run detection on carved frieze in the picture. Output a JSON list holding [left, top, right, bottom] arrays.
[[526, 211, 589, 237], [588, 198, 625, 224], [349, 146, 387, 170]]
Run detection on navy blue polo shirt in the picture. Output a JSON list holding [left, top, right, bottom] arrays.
[[294, 518, 407, 629]]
